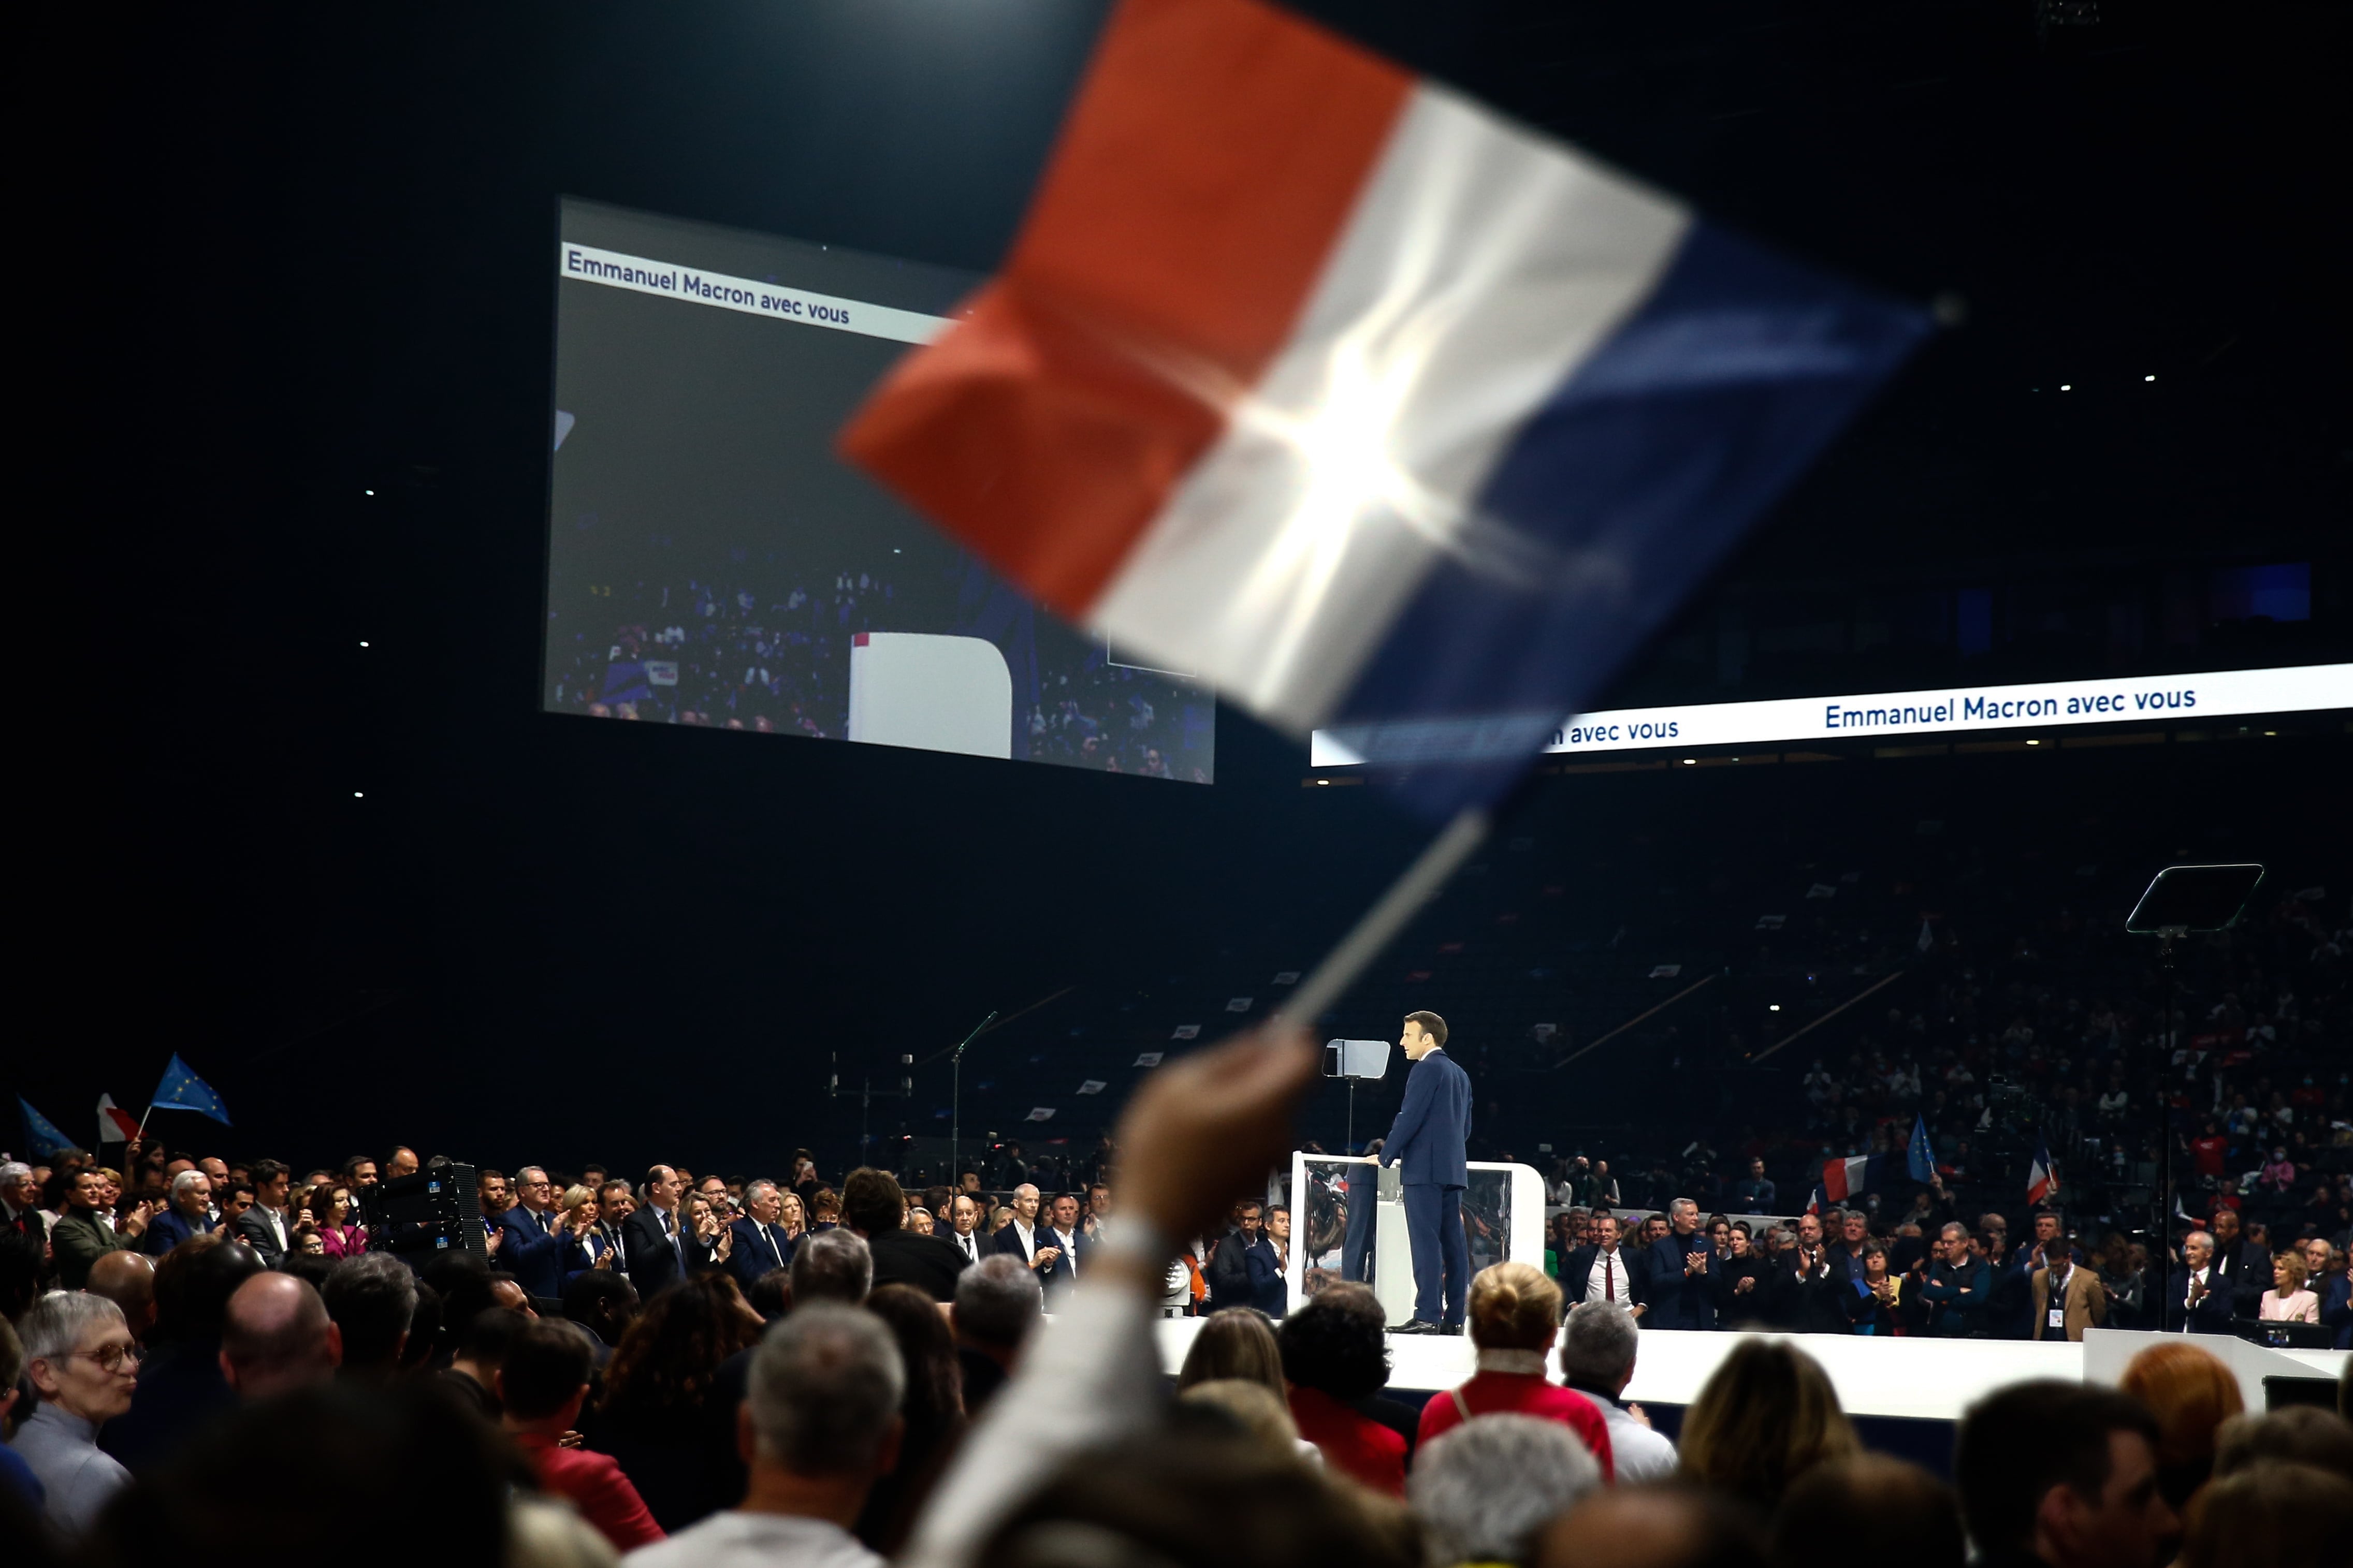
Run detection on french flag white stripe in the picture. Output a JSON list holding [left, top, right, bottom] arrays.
[[1088, 85, 1690, 732]]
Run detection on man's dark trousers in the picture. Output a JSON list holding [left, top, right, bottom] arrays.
[[1403, 1184, 1470, 1326]]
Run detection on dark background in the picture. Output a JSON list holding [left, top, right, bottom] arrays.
[[19, 1, 2345, 1178]]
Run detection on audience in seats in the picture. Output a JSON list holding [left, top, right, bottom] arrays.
[[1276, 1283, 1411, 1496], [499, 1317, 664, 1551], [10, 1019, 2353, 1568], [1676, 1338, 1857, 1514], [1556, 1302, 1678, 1483], [1417, 1262, 1613, 1480], [2116, 1339, 2244, 1513], [950, 1253, 1039, 1418]]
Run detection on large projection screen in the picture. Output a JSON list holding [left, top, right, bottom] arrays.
[[541, 198, 1214, 782]]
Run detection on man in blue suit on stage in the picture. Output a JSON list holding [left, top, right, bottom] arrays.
[[1382, 1010, 1471, 1335]]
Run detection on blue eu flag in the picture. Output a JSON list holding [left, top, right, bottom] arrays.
[[1907, 1113, 1937, 1184], [16, 1096, 74, 1157], [150, 1054, 232, 1125]]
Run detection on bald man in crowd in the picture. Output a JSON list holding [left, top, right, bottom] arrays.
[[85, 1251, 158, 1343], [219, 1273, 342, 1399]]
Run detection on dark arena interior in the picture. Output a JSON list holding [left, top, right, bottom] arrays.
[[8, 5, 2348, 1568]]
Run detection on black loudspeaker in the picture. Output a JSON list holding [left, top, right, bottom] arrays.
[[361, 1163, 488, 1267]]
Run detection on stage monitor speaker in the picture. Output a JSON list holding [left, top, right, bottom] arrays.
[[1324, 1039, 1392, 1080], [361, 1162, 488, 1266]]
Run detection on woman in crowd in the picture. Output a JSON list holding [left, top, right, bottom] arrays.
[[2119, 1339, 2243, 1512], [1417, 1263, 1613, 1479], [558, 1183, 618, 1286], [2259, 1250, 2320, 1323], [857, 1282, 969, 1555], [681, 1191, 734, 1270], [1678, 1338, 1857, 1513], [1276, 1283, 1410, 1497], [1179, 1307, 1287, 1397], [13, 1292, 139, 1534], [776, 1187, 809, 1245], [582, 1274, 764, 1532], [305, 1182, 367, 1258], [2094, 1232, 2146, 1330], [1843, 1241, 1905, 1335], [1713, 1224, 1769, 1323]]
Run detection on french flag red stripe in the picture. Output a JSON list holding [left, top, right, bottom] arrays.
[[843, 0, 1411, 616]]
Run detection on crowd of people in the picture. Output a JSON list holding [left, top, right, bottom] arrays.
[[6, 1027, 2348, 1568], [542, 560, 1211, 780], [1528, 1196, 2350, 1344]]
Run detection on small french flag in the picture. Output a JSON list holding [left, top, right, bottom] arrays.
[[845, 0, 1929, 807], [2027, 1138, 2059, 1206], [1820, 1154, 1870, 1205]]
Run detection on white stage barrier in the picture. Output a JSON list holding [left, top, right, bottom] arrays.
[[1156, 1318, 2348, 1422]]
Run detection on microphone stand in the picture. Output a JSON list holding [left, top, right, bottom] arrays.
[[950, 1011, 999, 1185]]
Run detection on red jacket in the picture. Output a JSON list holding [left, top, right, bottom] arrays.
[[1415, 1371, 1616, 1483], [1288, 1386, 1407, 1497], [514, 1430, 666, 1551]]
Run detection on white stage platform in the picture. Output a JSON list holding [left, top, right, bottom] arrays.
[[1154, 1316, 2348, 1424]]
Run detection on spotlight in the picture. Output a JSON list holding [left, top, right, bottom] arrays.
[[359, 640, 370, 648], [353, 791, 365, 798], [2060, 384, 2072, 391], [364, 489, 374, 496], [2144, 375, 2156, 383], [1769, 1004, 1781, 1012]]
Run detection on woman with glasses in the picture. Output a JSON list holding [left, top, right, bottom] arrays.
[[14, 1292, 140, 1534]]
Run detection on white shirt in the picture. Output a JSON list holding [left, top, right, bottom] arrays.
[[627, 1511, 881, 1568], [1585, 1246, 1634, 1307], [950, 1228, 981, 1263], [2187, 1265, 2211, 1305], [1006, 1218, 1036, 1263], [1051, 1226, 1080, 1277], [1568, 1388, 1678, 1483]]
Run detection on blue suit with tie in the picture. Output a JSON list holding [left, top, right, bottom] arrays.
[[499, 1204, 565, 1300], [1383, 1045, 1472, 1327], [727, 1215, 795, 1288]]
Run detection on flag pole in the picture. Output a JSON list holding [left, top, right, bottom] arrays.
[[1283, 805, 1491, 1027], [136, 1104, 154, 1141]]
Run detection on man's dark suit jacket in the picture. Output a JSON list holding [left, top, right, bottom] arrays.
[[990, 1221, 1047, 1271], [870, 1226, 974, 1302], [498, 1205, 567, 1299], [1642, 1232, 1715, 1331], [726, 1217, 796, 1288], [1383, 1048, 1471, 1188], [235, 1205, 291, 1269], [1558, 1244, 1645, 1310], [2208, 1240, 2266, 1317], [2163, 1267, 2235, 1333], [142, 1207, 214, 1256], [623, 1204, 702, 1298]]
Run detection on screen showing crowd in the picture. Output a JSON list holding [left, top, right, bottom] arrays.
[[541, 198, 1214, 783]]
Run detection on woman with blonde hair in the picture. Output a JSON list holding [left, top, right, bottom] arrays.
[[1678, 1337, 1857, 1511], [2259, 1251, 2320, 1323], [557, 1183, 618, 1287], [1178, 1307, 1286, 1397], [2120, 1339, 2244, 1510], [1415, 1261, 1614, 1479]]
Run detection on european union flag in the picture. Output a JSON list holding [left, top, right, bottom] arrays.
[[16, 1096, 74, 1157], [1907, 1113, 1937, 1184], [150, 1054, 231, 1125]]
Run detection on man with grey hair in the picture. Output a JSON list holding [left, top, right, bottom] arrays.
[[1640, 1197, 1712, 1330], [15, 1292, 138, 1533], [3, 1159, 48, 1239], [624, 1302, 900, 1568], [729, 1180, 795, 1289], [951, 1253, 1042, 1417], [789, 1226, 874, 1307], [143, 1168, 217, 1254], [1410, 1414, 1599, 1566], [498, 1166, 566, 1301], [1557, 1302, 1678, 1481], [219, 1272, 342, 1398]]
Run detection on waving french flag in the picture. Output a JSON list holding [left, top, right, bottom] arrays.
[[843, 0, 1928, 809]]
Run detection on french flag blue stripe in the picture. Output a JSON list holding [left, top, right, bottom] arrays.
[[1325, 222, 1930, 812]]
